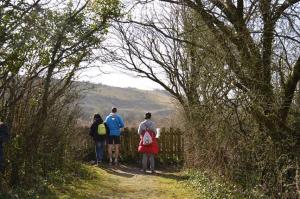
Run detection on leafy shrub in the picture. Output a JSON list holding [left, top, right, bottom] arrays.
[[185, 169, 266, 199]]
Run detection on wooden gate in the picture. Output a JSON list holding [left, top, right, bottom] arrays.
[[120, 128, 184, 164]]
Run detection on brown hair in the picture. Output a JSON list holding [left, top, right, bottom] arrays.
[[112, 107, 117, 113]]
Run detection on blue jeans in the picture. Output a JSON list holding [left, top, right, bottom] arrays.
[[95, 140, 105, 162]]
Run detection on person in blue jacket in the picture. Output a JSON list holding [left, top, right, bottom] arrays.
[[105, 107, 124, 165]]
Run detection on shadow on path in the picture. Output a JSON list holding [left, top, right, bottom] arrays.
[[97, 163, 189, 181], [155, 172, 189, 181], [99, 164, 137, 178]]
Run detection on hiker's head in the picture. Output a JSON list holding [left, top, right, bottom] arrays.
[[145, 112, 151, 119], [112, 107, 117, 113], [94, 113, 103, 122]]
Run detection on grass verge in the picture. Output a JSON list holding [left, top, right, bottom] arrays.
[[184, 169, 267, 199]]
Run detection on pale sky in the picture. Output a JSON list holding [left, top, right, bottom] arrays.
[[77, 0, 168, 91], [78, 65, 163, 90]]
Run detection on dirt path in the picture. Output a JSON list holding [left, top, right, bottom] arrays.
[[54, 164, 198, 199]]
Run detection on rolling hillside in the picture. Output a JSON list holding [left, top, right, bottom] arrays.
[[77, 83, 175, 126]]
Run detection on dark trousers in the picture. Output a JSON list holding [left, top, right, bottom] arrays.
[[0, 143, 4, 173]]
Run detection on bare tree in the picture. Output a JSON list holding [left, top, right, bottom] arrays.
[[106, 0, 300, 147], [102, 1, 300, 196], [148, 0, 300, 144], [103, 3, 235, 167]]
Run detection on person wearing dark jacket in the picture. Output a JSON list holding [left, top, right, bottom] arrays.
[[0, 121, 9, 173], [89, 114, 108, 165]]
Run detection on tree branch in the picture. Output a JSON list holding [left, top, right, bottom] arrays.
[[273, 0, 300, 21], [280, 56, 300, 122]]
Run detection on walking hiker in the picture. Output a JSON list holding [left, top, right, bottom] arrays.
[[0, 120, 9, 173], [138, 112, 159, 174], [89, 114, 108, 166], [105, 107, 124, 166]]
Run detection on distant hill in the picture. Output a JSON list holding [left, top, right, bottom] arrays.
[[76, 82, 175, 127]]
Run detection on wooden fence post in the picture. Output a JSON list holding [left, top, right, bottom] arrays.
[[161, 127, 166, 161]]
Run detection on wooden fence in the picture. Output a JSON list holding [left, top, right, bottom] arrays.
[[120, 128, 184, 164]]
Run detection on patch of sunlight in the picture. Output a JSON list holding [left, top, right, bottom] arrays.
[[48, 164, 199, 199]]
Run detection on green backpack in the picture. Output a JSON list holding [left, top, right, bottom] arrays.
[[97, 123, 106, 135]]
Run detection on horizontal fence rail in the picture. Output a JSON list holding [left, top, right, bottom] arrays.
[[80, 127, 184, 165]]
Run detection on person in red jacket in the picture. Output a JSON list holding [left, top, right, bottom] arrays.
[[137, 112, 159, 174]]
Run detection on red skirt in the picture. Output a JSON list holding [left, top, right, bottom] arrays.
[[138, 132, 159, 154]]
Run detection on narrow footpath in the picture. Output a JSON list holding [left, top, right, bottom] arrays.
[[52, 164, 199, 199]]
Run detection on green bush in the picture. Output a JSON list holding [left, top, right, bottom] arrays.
[[185, 169, 267, 199]]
